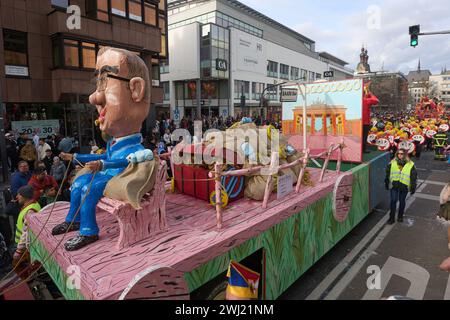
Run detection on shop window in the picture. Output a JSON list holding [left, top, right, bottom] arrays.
[[3, 29, 29, 77]]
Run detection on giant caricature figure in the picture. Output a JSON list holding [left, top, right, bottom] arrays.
[[52, 47, 153, 251]]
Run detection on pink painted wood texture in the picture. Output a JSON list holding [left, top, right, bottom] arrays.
[[27, 168, 352, 300], [97, 161, 168, 250]]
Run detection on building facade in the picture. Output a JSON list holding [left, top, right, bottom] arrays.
[[429, 71, 450, 108], [406, 62, 431, 105], [160, 0, 353, 123], [0, 0, 167, 149]]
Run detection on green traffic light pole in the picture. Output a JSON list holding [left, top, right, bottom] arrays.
[[410, 26, 450, 47]]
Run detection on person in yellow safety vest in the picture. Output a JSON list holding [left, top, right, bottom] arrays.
[[433, 127, 448, 160], [385, 149, 417, 225], [12, 185, 41, 272]]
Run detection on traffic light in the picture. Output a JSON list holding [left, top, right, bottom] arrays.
[[409, 25, 420, 47]]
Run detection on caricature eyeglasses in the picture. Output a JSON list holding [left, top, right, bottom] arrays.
[[92, 65, 131, 92]]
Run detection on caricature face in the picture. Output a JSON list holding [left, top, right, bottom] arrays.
[[398, 140, 415, 154], [376, 138, 390, 151], [89, 51, 131, 137], [367, 134, 377, 145], [426, 129, 437, 139], [439, 124, 449, 132], [412, 134, 425, 145]]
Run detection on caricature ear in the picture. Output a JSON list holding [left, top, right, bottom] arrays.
[[129, 77, 146, 103]]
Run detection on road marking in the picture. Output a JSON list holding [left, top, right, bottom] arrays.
[[305, 212, 390, 300], [414, 194, 440, 201], [310, 189, 419, 300], [418, 180, 447, 187], [362, 257, 430, 300]]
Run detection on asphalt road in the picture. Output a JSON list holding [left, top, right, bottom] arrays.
[[280, 150, 450, 300]]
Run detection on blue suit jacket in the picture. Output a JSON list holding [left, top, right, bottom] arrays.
[[74, 133, 144, 176]]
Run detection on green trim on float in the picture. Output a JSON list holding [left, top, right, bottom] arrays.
[[29, 231, 86, 300]]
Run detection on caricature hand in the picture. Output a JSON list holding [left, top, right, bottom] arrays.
[[127, 150, 154, 164], [86, 161, 103, 172]]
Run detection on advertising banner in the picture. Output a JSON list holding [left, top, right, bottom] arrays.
[[11, 120, 60, 138]]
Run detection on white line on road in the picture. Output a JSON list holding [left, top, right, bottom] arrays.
[[414, 194, 441, 202], [305, 213, 390, 300], [308, 186, 421, 300], [418, 180, 447, 187]]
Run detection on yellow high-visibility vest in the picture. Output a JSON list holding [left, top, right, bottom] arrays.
[[15, 202, 41, 244], [390, 160, 414, 188]]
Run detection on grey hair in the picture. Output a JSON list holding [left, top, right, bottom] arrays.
[[98, 47, 151, 102]]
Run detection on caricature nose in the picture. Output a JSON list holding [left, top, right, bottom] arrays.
[[89, 90, 105, 107]]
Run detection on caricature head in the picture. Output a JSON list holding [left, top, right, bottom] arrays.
[[89, 47, 151, 138]]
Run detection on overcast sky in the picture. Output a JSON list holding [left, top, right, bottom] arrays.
[[239, 0, 450, 75]]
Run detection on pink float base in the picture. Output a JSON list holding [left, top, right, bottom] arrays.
[[27, 168, 350, 300]]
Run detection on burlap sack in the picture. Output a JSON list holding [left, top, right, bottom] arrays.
[[244, 175, 272, 201], [286, 152, 303, 177], [104, 160, 159, 210]]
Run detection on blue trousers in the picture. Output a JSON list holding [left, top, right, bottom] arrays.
[[65, 173, 112, 236], [390, 188, 408, 220]]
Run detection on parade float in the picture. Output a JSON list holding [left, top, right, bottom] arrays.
[[0, 57, 389, 300]]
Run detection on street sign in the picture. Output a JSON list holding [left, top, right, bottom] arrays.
[[280, 88, 298, 102], [324, 71, 334, 78]]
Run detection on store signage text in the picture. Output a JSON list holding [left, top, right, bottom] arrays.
[[216, 59, 228, 71]]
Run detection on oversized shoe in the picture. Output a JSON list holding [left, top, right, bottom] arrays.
[[51, 222, 80, 236], [64, 235, 99, 251]]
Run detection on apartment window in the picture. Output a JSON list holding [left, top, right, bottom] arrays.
[[291, 67, 299, 80], [111, 0, 126, 17], [252, 82, 264, 100], [280, 64, 289, 80], [267, 61, 278, 78], [160, 35, 167, 58], [63, 40, 80, 67], [52, 0, 69, 8], [234, 80, 250, 100], [159, 0, 166, 11], [3, 29, 29, 77], [81, 42, 96, 69], [128, 0, 143, 21], [316, 73, 322, 80], [86, 0, 110, 22], [108, 0, 158, 26], [144, 2, 157, 26]]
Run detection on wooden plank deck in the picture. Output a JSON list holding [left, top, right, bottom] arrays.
[[27, 168, 346, 300]]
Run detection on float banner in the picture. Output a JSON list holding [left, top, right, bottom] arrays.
[[282, 79, 363, 163]]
